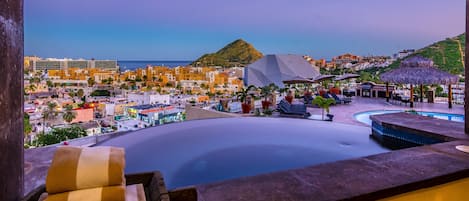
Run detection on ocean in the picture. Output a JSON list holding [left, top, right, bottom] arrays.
[[118, 60, 192, 71]]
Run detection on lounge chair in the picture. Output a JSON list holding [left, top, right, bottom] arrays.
[[303, 94, 314, 104], [277, 99, 310, 117], [322, 93, 340, 104], [330, 93, 352, 104]]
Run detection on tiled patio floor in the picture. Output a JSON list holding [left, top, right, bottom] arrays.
[[306, 97, 464, 126]]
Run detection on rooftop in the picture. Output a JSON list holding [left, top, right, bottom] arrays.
[[129, 104, 172, 110]]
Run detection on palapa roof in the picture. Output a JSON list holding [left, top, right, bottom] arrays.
[[380, 56, 458, 85], [244, 54, 320, 87], [312, 74, 336, 82], [283, 75, 315, 84], [334, 73, 360, 81]]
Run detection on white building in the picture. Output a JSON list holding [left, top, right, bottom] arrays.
[[393, 49, 415, 59], [77, 121, 102, 136], [178, 80, 209, 89], [115, 119, 149, 132], [127, 92, 170, 105], [206, 71, 218, 83]]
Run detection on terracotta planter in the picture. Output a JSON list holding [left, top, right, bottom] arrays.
[[261, 101, 271, 110], [329, 88, 340, 95], [285, 96, 293, 104], [241, 103, 251, 114]]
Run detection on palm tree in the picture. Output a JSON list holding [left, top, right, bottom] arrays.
[[29, 77, 41, 84], [77, 89, 84, 98], [27, 84, 37, 93], [236, 85, 257, 104], [42, 102, 58, 133], [236, 85, 257, 113], [312, 96, 335, 120], [62, 104, 77, 124], [87, 77, 95, 87]]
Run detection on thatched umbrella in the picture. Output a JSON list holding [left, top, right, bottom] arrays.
[[380, 56, 458, 108], [282, 76, 315, 84], [312, 75, 336, 83], [334, 73, 360, 81]]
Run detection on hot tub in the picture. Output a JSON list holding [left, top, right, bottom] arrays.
[[99, 117, 389, 189]]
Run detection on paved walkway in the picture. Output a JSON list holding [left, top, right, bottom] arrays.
[[305, 97, 464, 126]]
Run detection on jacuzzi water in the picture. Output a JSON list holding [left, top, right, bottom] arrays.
[[354, 110, 465, 126], [99, 117, 388, 189]]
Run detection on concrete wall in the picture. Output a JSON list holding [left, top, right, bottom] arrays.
[[71, 108, 94, 123], [185, 104, 238, 121], [0, 0, 23, 200], [380, 177, 469, 201]]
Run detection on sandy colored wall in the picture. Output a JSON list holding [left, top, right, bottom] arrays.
[[185, 104, 238, 121], [380, 177, 469, 201]]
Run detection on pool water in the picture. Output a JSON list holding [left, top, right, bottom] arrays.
[[354, 110, 464, 126], [100, 117, 388, 189]]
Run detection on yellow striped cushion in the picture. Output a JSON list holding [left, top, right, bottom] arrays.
[[44, 185, 125, 201], [46, 146, 126, 194]]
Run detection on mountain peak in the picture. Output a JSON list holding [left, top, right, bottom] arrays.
[[192, 39, 263, 67]]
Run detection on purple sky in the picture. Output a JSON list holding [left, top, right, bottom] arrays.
[[25, 0, 465, 60]]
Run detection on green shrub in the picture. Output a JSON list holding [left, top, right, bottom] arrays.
[[33, 126, 87, 147]]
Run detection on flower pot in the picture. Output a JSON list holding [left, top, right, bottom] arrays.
[[241, 103, 251, 114], [329, 88, 340, 95], [319, 90, 327, 96], [261, 101, 271, 110], [285, 96, 293, 104]]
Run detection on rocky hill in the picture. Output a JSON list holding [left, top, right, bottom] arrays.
[[192, 39, 263, 67]]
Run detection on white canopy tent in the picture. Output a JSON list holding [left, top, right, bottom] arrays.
[[244, 54, 321, 87]]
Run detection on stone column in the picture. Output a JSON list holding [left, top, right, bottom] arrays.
[[0, 0, 24, 200], [466, 0, 469, 134]]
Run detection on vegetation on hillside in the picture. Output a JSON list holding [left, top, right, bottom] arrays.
[[357, 33, 465, 83], [192, 39, 263, 67]]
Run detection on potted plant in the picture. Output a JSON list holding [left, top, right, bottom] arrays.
[[329, 82, 341, 95], [260, 84, 278, 110], [236, 85, 257, 113], [312, 96, 335, 120], [260, 85, 272, 110]]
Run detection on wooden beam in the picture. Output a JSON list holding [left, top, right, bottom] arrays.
[[409, 84, 414, 108], [465, 0, 469, 134], [0, 0, 24, 200], [386, 82, 389, 102], [448, 84, 453, 109], [420, 84, 424, 102]]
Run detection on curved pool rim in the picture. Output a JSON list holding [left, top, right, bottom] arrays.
[[99, 117, 389, 189], [353, 110, 465, 126]]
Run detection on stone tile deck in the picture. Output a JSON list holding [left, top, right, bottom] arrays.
[[371, 112, 467, 141], [306, 97, 464, 126]]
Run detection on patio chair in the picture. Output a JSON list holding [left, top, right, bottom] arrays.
[[330, 93, 352, 104], [392, 94, 402, 104], [277, 99, 311, 117], [323, 93, 340, 104], [303, 94, 315, 104]]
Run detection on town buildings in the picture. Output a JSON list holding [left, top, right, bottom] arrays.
[[30, 58, 118, 71]]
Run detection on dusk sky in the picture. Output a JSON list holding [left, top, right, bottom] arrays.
[[25, 0, 465, 60]]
